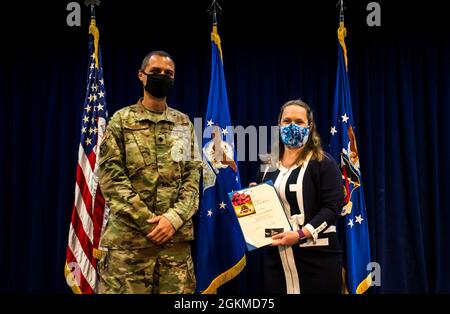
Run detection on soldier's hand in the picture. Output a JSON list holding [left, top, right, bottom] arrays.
[[147, 216, 176, 245]]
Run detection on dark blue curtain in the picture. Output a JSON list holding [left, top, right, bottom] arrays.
[[1, 0, 449, 293]]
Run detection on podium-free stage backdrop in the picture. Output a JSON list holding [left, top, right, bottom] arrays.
[[0, 0, 449, 293]]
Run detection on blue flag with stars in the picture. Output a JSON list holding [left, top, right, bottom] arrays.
[[193, 25, 247, 294], [329, 22, 372, 294]]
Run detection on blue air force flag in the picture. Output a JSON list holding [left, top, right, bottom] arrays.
[[329, 22, 372, 294], [193, 25, 247, 294]]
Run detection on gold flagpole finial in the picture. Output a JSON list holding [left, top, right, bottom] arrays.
[[85, 0, 101, 68], [208, 0, 224, 61], [337, 0, 348, 70]]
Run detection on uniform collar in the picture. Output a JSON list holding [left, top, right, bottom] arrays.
[[134, 99, 177, 124]]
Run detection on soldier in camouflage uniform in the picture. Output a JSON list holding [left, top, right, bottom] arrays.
[[97, 51, 201, 294]]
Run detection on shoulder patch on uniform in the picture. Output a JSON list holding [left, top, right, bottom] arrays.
[[99, 130, 110, 156]]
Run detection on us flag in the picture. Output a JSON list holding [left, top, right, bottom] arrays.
[[64, 17, 109, 294]]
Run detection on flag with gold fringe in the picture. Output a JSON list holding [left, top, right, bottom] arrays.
[[64, 13, 109, 294], [193, 24, 247, 294], [329, 22, 372, 294]]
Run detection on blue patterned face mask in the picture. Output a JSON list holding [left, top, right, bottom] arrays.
[[280, 123, 310, 148]]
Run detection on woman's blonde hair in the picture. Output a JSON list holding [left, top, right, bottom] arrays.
[[277, 99, 324, 165]]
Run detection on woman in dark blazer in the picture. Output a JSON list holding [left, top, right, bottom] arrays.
[[251, 99, 344, 294]]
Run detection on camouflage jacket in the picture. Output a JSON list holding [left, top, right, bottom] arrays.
[[98, 99, 201, 249]]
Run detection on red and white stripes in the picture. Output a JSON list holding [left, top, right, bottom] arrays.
[[65, 117, 108, 294]]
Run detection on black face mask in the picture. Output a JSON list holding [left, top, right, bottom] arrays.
[[142, 72, 174, 98]]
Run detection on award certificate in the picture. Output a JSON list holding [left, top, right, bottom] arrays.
[[228, 181, 292, 251]]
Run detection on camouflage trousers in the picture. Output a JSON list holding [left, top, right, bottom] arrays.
[[97, 242, 196, 294]]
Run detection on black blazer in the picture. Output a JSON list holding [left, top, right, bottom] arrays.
[[255, 152, 344, 250]]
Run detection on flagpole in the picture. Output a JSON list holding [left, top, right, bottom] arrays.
[[84, 0, 100, 19], [332, 0, 372, 294], [84, 0, 101, 68], [338, 0, 345, 23], [66, 0, 109, 295], [337, 0, 348, 70], [208, 0, 222, 26], [208, 0, 224, 61], [194, 0, 246, 294]]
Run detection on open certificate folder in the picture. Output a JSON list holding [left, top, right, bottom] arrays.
[[228, 180, 292, 251]]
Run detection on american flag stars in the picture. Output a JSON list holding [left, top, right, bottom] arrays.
[[80, 56, 107, 153], [66, 18, 110, 295]]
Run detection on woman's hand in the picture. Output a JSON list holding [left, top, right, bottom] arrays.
[[271, 231, 300, 246], [249, 182, 257, 187]]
